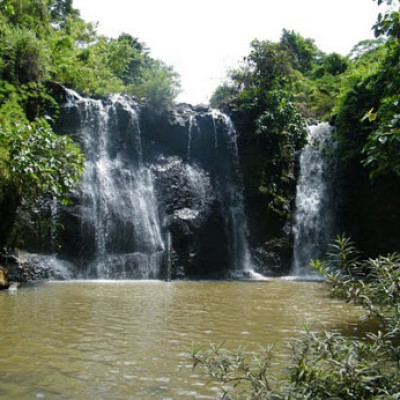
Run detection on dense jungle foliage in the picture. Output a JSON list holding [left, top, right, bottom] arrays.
[[210, 0, 400, 179], [210, 0, 400, 265], [0, 0, 180, 247]]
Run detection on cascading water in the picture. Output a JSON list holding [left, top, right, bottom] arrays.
[[292, 122, 336, 276], [54, 91, 255, 279], [186, 115, 197, 162], [215, 113, 253, 275], [64, 90, 164, 279]]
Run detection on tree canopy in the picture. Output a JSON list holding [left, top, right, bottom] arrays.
[[211, 0, 400, 186]]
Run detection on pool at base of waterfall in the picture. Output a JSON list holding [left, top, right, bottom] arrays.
[[0, 280, 362, 400]]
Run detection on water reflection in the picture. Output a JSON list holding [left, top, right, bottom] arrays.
[[0, 281, 362, 399]]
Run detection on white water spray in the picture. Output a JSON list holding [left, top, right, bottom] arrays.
[[292, 123, 336, 276], [65, 90, 164, 279]]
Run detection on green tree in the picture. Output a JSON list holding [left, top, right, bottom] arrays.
[[210, 35, 307, 243], [132, 59, 180, 109], [334, 0, 400, 178], [0, 0, 180, 103], [209, 83, 236, 110], [280, 29, 319, 73], [322, 53, 348, 76], [104, 34, 145, 86], [333, 47, 384, 166], [49, 0, 79, 24], [360, 0, 400, 177], [0, 118, 84, 247]]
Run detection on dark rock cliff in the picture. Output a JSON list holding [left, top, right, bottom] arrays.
[[42, 91, 252, 280], [336, 162, 400, 258]]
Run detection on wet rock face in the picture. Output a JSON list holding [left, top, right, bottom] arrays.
[[144, 108, 223, 277], [0, 252, 73, 284], [51, 93, 250, 279], [150, 156, 229, 277], [140, 105, 250, 278]]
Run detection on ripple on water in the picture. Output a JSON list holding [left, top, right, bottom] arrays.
[[0, 280, 362, 399]]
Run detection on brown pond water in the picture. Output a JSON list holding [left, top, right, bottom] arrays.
[[0, 280, 363, 399]]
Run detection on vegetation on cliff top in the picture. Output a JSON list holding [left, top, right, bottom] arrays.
[[335, 0, 400, 179], [211, 0, 400, 183], [0, 0, 180, 104]]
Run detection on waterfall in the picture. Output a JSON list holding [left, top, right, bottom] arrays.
[[211, 110, 219, 150], [186, 115, 197, 162], [292, 122, 335, 276], [54, 91, 255, 280], [64, 90, 164, 279], [214, 112, 254, 276]]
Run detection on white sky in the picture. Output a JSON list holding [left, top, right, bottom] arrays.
[[73, 0, 382, 105]]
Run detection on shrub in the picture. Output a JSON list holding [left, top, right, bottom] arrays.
[[192, 236, 400, 399]]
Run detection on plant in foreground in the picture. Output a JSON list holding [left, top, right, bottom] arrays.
[[192, 236, 400, 399]]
